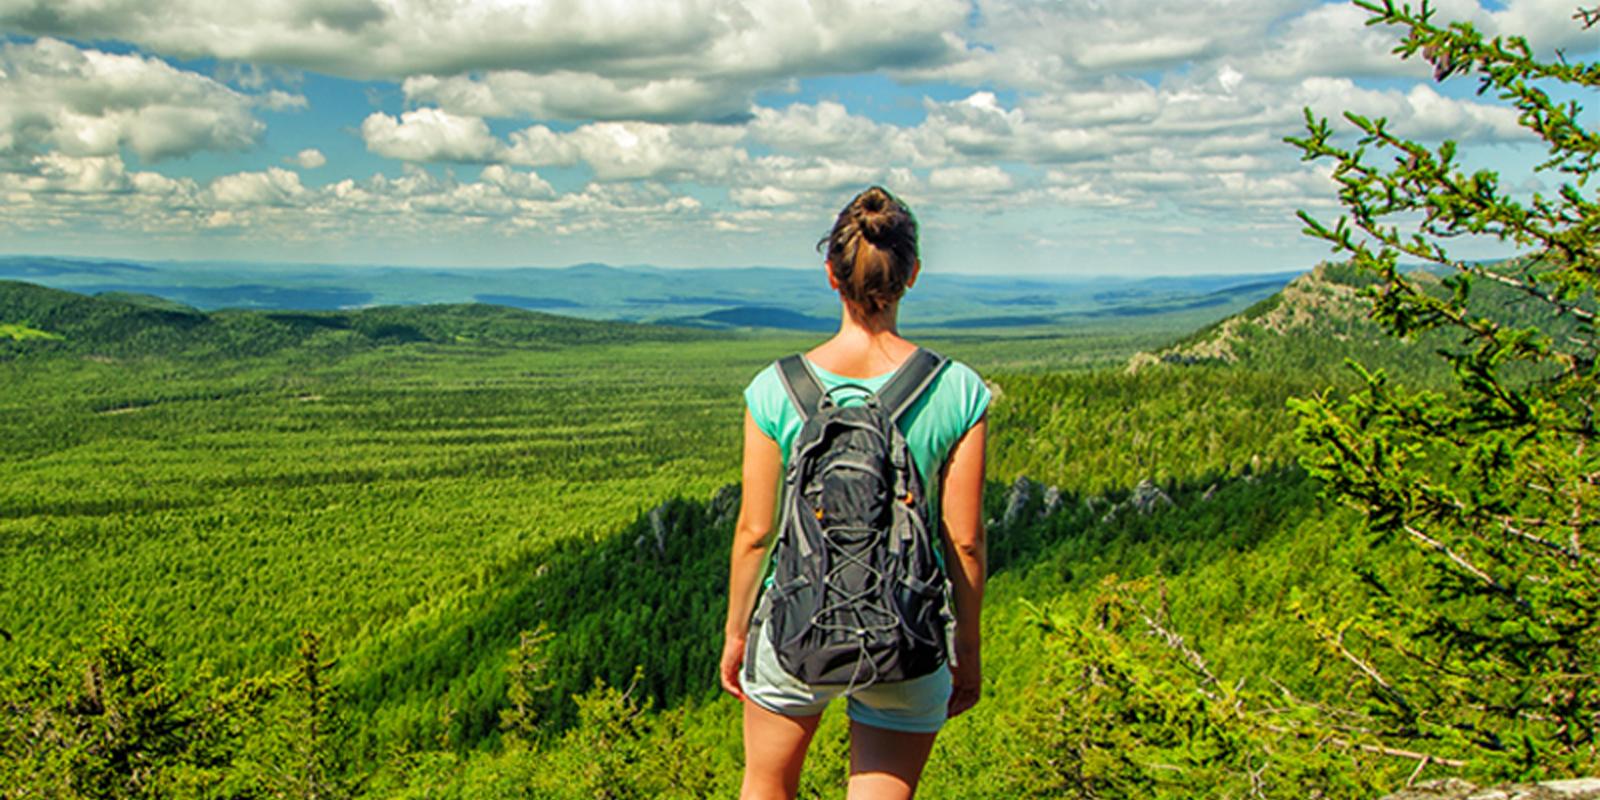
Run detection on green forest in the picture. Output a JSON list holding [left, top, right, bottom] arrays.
[[3, 4, 1598, 797]]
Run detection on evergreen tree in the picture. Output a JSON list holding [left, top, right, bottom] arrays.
[[275, 631, 358, 800], [500, 625, 554, 742], [1287, 0, 1600, 778]]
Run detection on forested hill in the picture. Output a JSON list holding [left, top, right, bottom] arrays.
[[1125, 260, 1393, 372], [4, 257, 1588, 795], [1126, 259, 1566, 380], [0, 280, 701, 359]]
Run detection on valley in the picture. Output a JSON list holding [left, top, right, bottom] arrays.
[[0, 262, 1575, 797]]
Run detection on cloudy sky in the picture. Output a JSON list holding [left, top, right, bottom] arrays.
[[0, 0, 1592, 276]]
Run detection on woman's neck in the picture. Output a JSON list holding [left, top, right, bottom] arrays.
[[840, 300, 898, 337], [805, 301, 915, 379]]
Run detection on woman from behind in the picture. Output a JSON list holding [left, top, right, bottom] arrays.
[[720, 186, 990, 799]]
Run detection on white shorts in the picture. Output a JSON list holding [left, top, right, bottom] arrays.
[[740, 625, 952, 734]]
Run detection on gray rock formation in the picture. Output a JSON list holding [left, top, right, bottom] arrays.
[[1100, 479, 1175, 525], [1128, 479, 1174, 514], [1001, 476, 1034, 529], [638, 484, 740, 556], [709, 483, 740, 528], [648, 504, 668, 556], [1383, 778, 1600, 800], [1040, 485, 1063, 519]]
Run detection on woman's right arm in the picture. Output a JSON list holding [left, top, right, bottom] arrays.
[[940, 414, 988, 718], [719, 409, 782, 700]]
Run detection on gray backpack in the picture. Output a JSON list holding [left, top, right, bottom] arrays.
[[748, 348, 953, 688]]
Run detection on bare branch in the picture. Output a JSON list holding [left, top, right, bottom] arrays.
[[1461, 262, 1598, 325], [1134, 596, 1221, 701], [1329, 628, 1400, 696], [1402, 523, 1525, 607], [1260, 722, 1467, 767]]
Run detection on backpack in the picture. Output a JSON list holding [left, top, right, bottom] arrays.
[[748, 348, 954, 688]]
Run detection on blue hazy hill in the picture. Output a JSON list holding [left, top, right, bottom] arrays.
[[0, 255, 1302, 331]]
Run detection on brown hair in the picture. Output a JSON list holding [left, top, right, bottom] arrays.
[[817, 186, 919, 316]]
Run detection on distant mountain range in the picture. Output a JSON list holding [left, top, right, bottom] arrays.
[[0, 280, 695, 360], [0, 255, 1303, 332]]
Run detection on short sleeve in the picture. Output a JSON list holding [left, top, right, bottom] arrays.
[[944, 360, 991, 435], [743, 363, 785, 442]]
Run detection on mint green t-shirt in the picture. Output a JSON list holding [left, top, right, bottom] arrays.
[[742, 355, 991, 492]]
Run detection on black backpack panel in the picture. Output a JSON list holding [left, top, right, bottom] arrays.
[[752, 349, 953, 688]]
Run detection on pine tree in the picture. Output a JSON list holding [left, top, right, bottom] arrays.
[[500, 624, 554, 742], [276, 631, 357, 800], [1287, 0, 1600, 778]]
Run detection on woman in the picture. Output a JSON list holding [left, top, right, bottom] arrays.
[[719, 186, 990, 800]]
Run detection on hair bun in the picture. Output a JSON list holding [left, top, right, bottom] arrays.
[[855, 187, 894, 241], [815, 186, 919, 317], [858, 188, 888, 213]]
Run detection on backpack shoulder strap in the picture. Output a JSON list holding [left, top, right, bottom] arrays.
[[876, 348, 948, 423], [775, 354, 825, 422]]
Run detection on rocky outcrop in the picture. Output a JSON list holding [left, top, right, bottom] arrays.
[[1101, 478, 1174, 524], [634, 483, 739, 558], [999, 477, 1067, 529], [1382, 778, 1600, 800], [1041, 485, 1063, 518], [708, 483, 740, 528], [644, 504, 669, 557], [1001, 477, 1034, 528]]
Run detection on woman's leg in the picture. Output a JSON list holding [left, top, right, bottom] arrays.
[[845, 720, 939, 800], [742, 700, 822, 800]]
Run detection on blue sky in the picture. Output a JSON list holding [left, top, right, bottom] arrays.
[[0, 0, 1592, 276]]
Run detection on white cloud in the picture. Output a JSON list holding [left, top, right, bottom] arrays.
[[0, 152, 202, 233], [1, 153, 134, 194], [291, 148, 326, 169], [478, 164, 555, 199], [1429, 0, 1600, 53], [741, 156, 883, 193], [730, 186, 800, 207], [1241, 2, 1425, 81], [256, 89, 309, 111], [0, 38, 264, 162], [1078, 34, 1213, 71], [361, 108, 503, 163], [209, 167, 306, 207], [1040, 176, 1143, 209], [1294, 78, 1527, 142], [927, 165, 1014, 194], [1, 158, 710, 245], [506, 120, 747, 182], [1021, 78, 1161, 126], [1, 0, 1583, 273], [403, 72, 749, 123], [750, 101, 893, 155], [917, 91, 1132, 163], [503, 126, 582, 168], [904, 0, 1301, 87], [0, 0, 969, 121]]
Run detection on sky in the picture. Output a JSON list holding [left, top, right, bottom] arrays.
[[0, 0, 1593, 277]]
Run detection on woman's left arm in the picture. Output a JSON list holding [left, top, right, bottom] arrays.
[[720, 409, 782, 700], [940, 414, 988, 718]]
